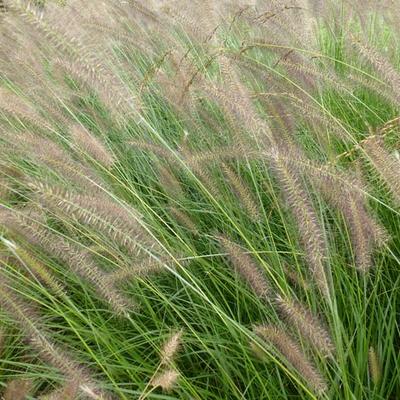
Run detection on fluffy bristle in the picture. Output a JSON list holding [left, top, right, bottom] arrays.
[[3, 379, 33, 400], [362, 136, 400, 205], [160, 329, 183, 366], [270, 157, 330, 297], [368, 346, 382, 385], [218, 235, 271, 301], [150, 369, 180, 393], [275, 295, 335, 358], [69, 124, 115, 167], [254, 324, 328, 396]]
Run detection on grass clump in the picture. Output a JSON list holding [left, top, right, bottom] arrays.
[[0, 1, 399, 399]]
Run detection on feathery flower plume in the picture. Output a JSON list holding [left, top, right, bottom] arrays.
[[169, 206, 199, 234], [362, 135, 400, 205], [12, 134, 102, 190], [249, 341, 268, 361], [31, 182, 156, 257], [345, 193, 380, 272], [0, 280, 112, 399], [146, 327, 184, 395], [279, 59, 342, 91], [329, 176, 386, 272], [0, 87, 50, 130], [347, 72, 399, 106], [0, 162, 24, 196], [270, 157, 330, 297], [275, 295, 335, 358], [282, 264, 311, 291], [142, 137, 220, 200], [275, 150, 388, 272], [163, 3, 216, 44], [150, 369, 180, 393], [0, 178, 10, 200], [69, 124, 114, 167], [107, 257, 168, 283], [218, 235, 271, 301], [13, 246, 66, 296], [3, 379, 33, 400], [261, 96, 298, 152], [0, 209, 136, 316], [368, 346, 382, 385], [153, 50, 197, 113], [53, 58, 137, 121], [29, 333, 90, 383], [221, 162, 261, 220], [133, 137, 252, 203], [130, 139, 247, 196], [185, 158, 222, 199], [0, 282, 75, 378], [73, 383, 112, 400], [39, 380, 79, 400], [0, 327, 4, 357], [254, 325, 328, 396], [7, 3, 139, 119], [157, 163, 185, 199], [352, 37, 400, 103], [160, 329, 183, 367], [204, 76, 269, 149], [109, 253, 186, 285]]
